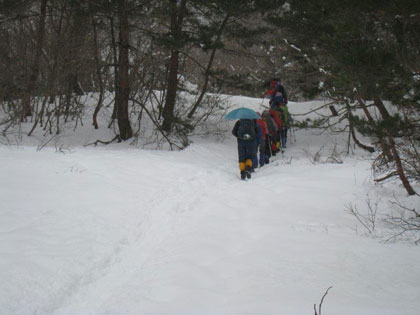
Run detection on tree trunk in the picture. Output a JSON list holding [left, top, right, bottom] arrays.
[[109, 16, 119, 126], [350, 123, 375, 153], [116, 0, 133, 140], [63, 2, 88, 121], [357, 97, 393, 161], [187, 13, 230, 119], [47, 2, 65, 105], [22, 0, 47, 120], [373, 96, 391, 120], [374, 97, 416, 196], [161, 49, 180, 132], [92, 17, 104, 129], [387, 134, 416, 195], [161, 0, 187, 133]]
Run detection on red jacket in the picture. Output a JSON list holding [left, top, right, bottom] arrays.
[[265, 79, 277, 96], [265, 88, 275, 97], [269, 108, 283, 129], [266, 80, 288, 105], [256, 119, 268, 140]]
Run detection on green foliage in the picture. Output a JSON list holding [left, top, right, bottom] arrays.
[[276, 0, 420, 101], [293, 117, 327, 129], [350, 113, 415, 138], [273, 0, 420, 156]]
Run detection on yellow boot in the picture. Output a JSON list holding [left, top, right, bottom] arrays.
[[239, 162, 246, 180]]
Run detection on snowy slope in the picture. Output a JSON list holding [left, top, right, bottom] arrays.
[[1, 98, 420, 315]]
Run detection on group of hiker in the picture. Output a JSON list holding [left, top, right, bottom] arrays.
[[232, 78, 291, 180]]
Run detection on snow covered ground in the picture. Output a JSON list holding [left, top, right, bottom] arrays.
[[1, 97, 420, 314]]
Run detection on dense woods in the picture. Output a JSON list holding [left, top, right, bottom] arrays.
[[275, 0, 420, 196], [0, 0, 285, 138], [0, 1, 419, 194]]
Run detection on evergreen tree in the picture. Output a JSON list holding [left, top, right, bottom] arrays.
[[276, 0, 420, 195]]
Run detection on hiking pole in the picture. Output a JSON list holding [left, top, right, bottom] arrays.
[[289, 125, 295, 143], [280, 130, 285, 157], [259, 95, 267, 112], [267, 135, 273, 160], [290, 115, 297, 143]]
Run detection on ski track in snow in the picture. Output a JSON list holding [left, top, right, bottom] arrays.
[[39, 147, 239, 314], [1, 100, 420, 315]]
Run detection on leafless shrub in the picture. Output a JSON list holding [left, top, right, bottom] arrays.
[[304, 145, 324, 164], [346, 197, 380, 237], [305, 144, 343, 164], [399, 137, 420, 183], [325, 143, 343, 164], [383, 197, 420, 244], [314, 286, 333, 315], [347, 194, 420, 244]]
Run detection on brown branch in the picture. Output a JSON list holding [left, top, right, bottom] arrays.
[[187, 13, 231, 119], [350, 123, 375, 153], [292, 101, 336, 117], [374, 171, 399, 182], [314, 286, 333, 315], [131, 98, 182, 150], [85, 135, 122, 147]]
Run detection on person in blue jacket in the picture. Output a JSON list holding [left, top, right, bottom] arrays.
[[232, 119, 259, 180]]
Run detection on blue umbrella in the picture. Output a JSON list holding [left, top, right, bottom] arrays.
[[224, 107, 260, 120]]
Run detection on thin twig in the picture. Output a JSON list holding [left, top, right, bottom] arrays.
[[314, 286, 333, 315]]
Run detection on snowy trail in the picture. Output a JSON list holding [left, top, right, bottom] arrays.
[[49, 144, 245, 314], [1, 129, 420, 314]]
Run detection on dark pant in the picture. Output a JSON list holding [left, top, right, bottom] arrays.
[[237, 139, 257, 164], [265, 135, 273, 158], [270, 132, 280, 153], [258, 139, 266, 166], [281, 127, 288, 147]]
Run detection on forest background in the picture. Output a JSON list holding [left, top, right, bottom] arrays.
[[1, 1, 419, 230]]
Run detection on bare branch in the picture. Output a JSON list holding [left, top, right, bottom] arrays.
[[314, 286, 333, 315]]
